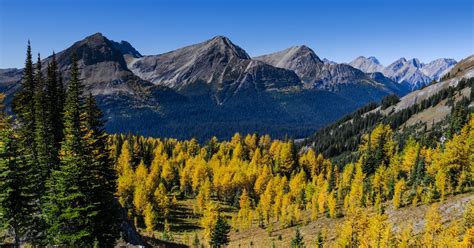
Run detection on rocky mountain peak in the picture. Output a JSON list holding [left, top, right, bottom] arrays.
[[348, 56, 384, 73], [367, 56, 381, 65], [81, 32, 109, 47], [56, 32, 127, 68], [254, 45, 323, 79], [203, 35, 251, 60]]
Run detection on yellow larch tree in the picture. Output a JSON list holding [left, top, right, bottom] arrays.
[[327, 190, 337, 218], [237, 189, 252, 229], [133, 160, 149, 213], [423, 204, 443, 247], [392, 178, 405, 209], [196, 178, 211, 213], [200, 202, 219, 243], [361, 213, 392, 248]]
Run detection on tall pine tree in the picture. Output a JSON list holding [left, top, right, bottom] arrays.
[[33, 53, 54, 194], [5, 42, 39, 244], [46, 52, 64, 158], [12, 41, 37, 153], [83, 92, 120, 245], [44, 55, 97, 245], [0, 111, 28, 247]]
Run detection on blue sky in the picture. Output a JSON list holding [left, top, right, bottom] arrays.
[[0, 0, 472, 68]]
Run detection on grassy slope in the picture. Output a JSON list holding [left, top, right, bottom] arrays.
[[226, 193, 473, 248], [131, 193, 473, 248]]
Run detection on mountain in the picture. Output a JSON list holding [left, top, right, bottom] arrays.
[[254, 46, 408, 97], [421, 58, 457, 80], [0, 33, 415, 140], [382, 57, 432, 90], [128, 36, 301, 103], [350, 56, 457, 90], [349, 56, 384, 73]]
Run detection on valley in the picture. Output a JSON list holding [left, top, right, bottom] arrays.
[[0, 27, 472, 248]]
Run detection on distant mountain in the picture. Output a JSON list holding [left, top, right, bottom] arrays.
[[255, 46, 408, 97], [421, 58, 457, 80], [0, 33, 417, 140], [349, 56, 457, 90], [349, 56, 384, 73]]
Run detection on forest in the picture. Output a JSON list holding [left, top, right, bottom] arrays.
[[0, 45, 473, 247]]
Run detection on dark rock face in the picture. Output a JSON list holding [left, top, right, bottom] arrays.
[[0, 33, 412, 140], [112, 40, 142, 58]]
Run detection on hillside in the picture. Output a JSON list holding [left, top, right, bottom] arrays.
[[304, 55, 474, 161], [227, 193, 473, 247]]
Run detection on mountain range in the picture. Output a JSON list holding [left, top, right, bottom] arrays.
[[0, 33, 461, 140], [349, 56, 457, 90]]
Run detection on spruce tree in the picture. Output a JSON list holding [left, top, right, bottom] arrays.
[[30, 53, 54, 242], [44, 56, 97, 245], [0, 116, 28, 247], [290, 228, 305, 248], [5, 42, 38, 244], [0, 94, 32, 247], [83, 92, 120, 245], [46, 52, 64, 156], [12, 41, 37, 151], [209, 215, 230, 248], [33, 54, 54, 193]]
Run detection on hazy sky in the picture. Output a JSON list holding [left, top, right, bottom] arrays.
[[0, 0, 472, 68]]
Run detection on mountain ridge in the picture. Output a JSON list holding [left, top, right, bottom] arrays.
[[349, 55, 457, 90]]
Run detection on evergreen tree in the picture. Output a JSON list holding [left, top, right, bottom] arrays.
[[0, 94, 32, 247], [209, 215, 231, 248], [45, 52, 64, 163], [290, 228, 305, 248], [83, 92, 120, 245], [33, 54, 54, 194], [12, 41, 37, 154], [44, 56, 97, 245], [31, 53, 54, 242], [316, 231, 324, 248], [6, 42, 38, 244]]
